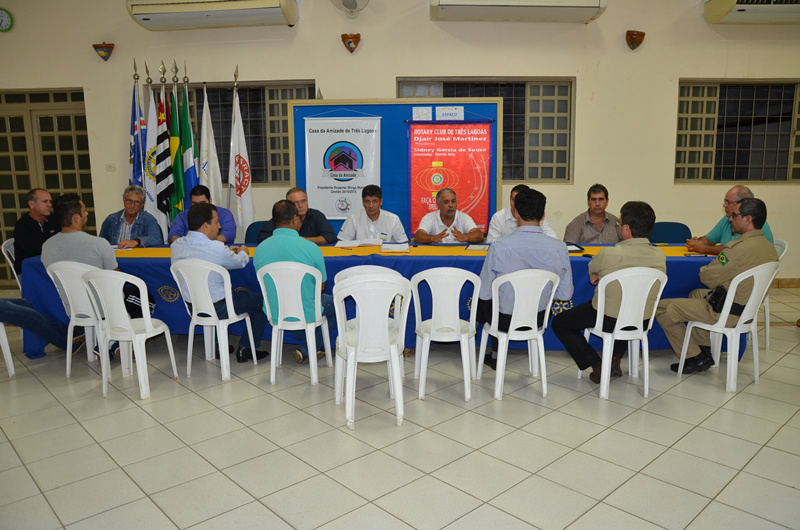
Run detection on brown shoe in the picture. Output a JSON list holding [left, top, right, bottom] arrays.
[[403, 348, 413, 358], [610, 356, 623, 378], [588, 362, 602, 384]]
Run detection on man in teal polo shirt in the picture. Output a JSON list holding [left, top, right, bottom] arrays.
[[254, 199, 334, 364], [686, 185, 774, 255]]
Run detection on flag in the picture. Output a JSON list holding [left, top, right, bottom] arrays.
[[199, 86, 224, 205], [144, 86, 169, 237], [180, 84, 199, 209], [168, 86, 185, 221], [155, 86, 175, 228], [228, 89, 255, 230], [129, 80, 146, 186]]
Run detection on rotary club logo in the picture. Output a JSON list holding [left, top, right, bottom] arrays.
[[234, 154, 251, 197]]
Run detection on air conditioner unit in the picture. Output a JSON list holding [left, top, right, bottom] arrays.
[[430, 0, 607, 23], [704, 0, 800, 24], [126, 0, 299, 31]]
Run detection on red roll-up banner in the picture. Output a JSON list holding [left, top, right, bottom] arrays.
[[409, 122, 491, 233]]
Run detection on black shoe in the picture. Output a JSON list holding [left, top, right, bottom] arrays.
[[610, 356, 623, 378], [671, 350, 714, 374], [483, 355, 497, 371], [214, 344, 236, 360], [236, 346, 269, 363]]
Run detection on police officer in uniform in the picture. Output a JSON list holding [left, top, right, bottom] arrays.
[[656, 197, 778, 374]]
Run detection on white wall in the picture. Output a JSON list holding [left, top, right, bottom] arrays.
[[1, 0, 798, 274]]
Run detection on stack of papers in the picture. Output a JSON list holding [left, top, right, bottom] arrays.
[[381, 242, 410, 253], [335, 238, 383, 248]]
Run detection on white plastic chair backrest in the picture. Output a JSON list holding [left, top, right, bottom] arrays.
[[411, 267, 480, 333], [593, 267, 668, 337], [1, 238, 20, 289], [46, 261, 100, 319], [82, 270, 157, 337], [490, 269, 560, 333], [334, 265, 402, 284], [712, 261, 779, 328], [774, 239, 788, 261], [170, 259, 237, 321], [333, 274, 412, 362], [257, 262, 323, 326]]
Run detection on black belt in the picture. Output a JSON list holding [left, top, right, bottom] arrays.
[[729, 302, 744, 317]]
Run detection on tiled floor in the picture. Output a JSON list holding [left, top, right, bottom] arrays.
[[2, 288, 800, 529]]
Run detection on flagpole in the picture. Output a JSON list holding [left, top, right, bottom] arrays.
[[227, 65, 239, 213], [133, 59, 146, 183]]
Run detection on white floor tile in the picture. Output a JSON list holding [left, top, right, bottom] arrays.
[[641, 448, 738, 498], [0, 465, 41, 507], [0, 493, 62, 530], [382, 430, 473, 473], [188, 501, 292, 530], [432, 450, 530, 501], [521, 410, 605, 448], [164, 409, 246, 445], [375, 475, 482, 530], [250, 410, 334, 446], [284, 429, 375, 472], [65, 497, 179, 530], [538, 450, 634, 500], [191, 427, 277, 469], [45, 468, 145, 525], [81, 406, 159, 442], [743, 446, 800, 489], [151, 471, 253, 529], [699, 408, 782, 445], [262, 474, 367, 530], [685, 500, 790, 530], [566, 502, 664, 530], [431, 410, 515, 449], [223, 449, 317, 498], [673, 427, 762, 469], [480, 430, 571, 473], [557, 394, 636, 427], [26, 444, 117, 492], [327, 451, 424, 501], [490, 475, 596, 530], [605, 474, 709, 530], [11, 423, 95, 464], [101, 425, 186, 467], [316, 503, 414, 530], [444, 504, 539, 530], [124, 446, 215, 494], [766, 424, 800, 456], [716, 472, 800, 529], [578, 429, 667, 471]]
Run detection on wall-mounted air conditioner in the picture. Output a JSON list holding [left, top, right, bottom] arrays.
[[126, 0, 299, 31], [430, 0, 608, 23], [704, 0, 800, 24]]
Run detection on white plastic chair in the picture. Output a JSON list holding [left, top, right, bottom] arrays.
[[333, 274, 412, 429], [762, 238, 787, 350], [1, 323, 15, 378], [578, 267, 668, 400], [334, 265, 403, 284], [476, 269, 560, 400], [82, 269, 178, 399], [411, 267, 480, 401], [46, 261, 101, 376], [677, 261, 780, 393], [2, 238, 20, 290], [170, 259, 257, 382], [256, 262, 332, 385]]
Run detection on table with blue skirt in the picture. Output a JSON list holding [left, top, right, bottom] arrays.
[[21, 244, 713, 359]]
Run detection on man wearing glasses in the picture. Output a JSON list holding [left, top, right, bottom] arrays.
[[686, 185, 774, 256], [657, 198, 778, 374], [99, 185, 164, 248], [257, 187, 336, 245]]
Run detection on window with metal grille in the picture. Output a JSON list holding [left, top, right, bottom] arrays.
[[399, 79, 573, 181], [675, 82, 800, 181], [183, 81, 315, 185]]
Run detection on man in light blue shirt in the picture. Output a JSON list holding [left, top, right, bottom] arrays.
[[686, 185, 774, 255], [171, 203, 267, 363], [477, 188, 574, 370], [254, 200, 334, 364]]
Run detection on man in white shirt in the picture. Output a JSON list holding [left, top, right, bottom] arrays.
[[337, 185, 407, 242], [171, 203, 268, 363], [486, 184, 559, 242], [414, 188, 484, 244]]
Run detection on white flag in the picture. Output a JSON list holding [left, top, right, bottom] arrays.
[[199, 86, 224, 204], [227, 89, 255, 230], [143, 87, 169, 238]]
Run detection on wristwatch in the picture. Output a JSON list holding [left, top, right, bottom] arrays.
[[133, 238, 141, 247]]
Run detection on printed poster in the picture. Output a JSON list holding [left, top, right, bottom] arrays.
[[409, 122, 491, 232], [305, 117, 381, 220]]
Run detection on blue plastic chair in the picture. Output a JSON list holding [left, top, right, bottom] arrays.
[[649, 222, 691, 244], [244, 220, 268, 244]]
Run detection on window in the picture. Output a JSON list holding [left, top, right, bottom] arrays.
[[189, 81, 315, 185], [399, 79, 573, 181], [0, 90, 91, 286], [675, 81, 800, 181]]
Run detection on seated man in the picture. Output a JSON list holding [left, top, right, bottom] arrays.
[[337, 185, 407, 243], [686, 185, 774, 256], [552, 201, 666, 384], [486, 184, 558, 242], [477, 188, 574, 370], [99, 185, 164, 248], [13, 188, 60, 277], [171, 203, 268, 363], [657, 198, 778, 374], [168, 185, 236, 244], [254, 200, 334, 364], [0, 298, 84, 353], [414, 188, 484, 244], [257, 187, 336, 245], [563, 183, 621, 244]]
